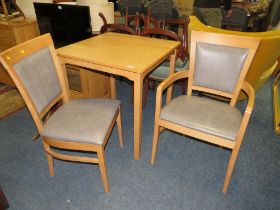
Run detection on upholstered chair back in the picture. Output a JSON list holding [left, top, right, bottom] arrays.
[[193, 42, 249, 93], [189, 16, 280, 100], [188, 30, 260, 104], [13, 48, 61, 113]]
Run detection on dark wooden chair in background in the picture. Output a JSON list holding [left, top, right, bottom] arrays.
[[99, 12, 138, 35], [140, 27, 187, 106]]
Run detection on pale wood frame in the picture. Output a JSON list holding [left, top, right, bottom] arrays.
[[0, 34, 124, 193], [151, 30, 261, 194], [273, 70, 280, 134]]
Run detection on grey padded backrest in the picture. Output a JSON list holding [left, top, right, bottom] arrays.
[[193, 42, 249, 93], [14, 47, 61, 113]]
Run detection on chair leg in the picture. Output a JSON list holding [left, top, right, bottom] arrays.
[[42, 142, 54, 177], [116, 108, 124, 148], [151, 124, 160, 165], [222, 148, 240, 194], [97, 147, 110, 193]]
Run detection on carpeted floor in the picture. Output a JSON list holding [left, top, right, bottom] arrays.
[[0, 79, 279, 210], [0, 83, 25, 120]]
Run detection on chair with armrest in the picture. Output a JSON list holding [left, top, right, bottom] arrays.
[[151, 30, 260, 193], [189, 16, 280, 100], [0, 34, 124, 193]]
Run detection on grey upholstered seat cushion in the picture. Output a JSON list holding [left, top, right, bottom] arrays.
[[160, 95, 242, 141], [42, 99, 120, 145]]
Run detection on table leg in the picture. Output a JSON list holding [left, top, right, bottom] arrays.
[[110, 75, 116, 99], [133, 75, 143, 160]]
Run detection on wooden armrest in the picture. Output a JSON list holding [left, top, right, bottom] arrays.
[[157, 70, 189, 96], [233, 81, 255, 148], [154, 70, 189, 120], [241, 81, 255, 114]]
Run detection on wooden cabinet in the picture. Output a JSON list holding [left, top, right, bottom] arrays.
[[0, 17, 39, 86], [66, 65, 111, 99]]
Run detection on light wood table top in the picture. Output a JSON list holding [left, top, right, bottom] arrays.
[[57, 32, 180, 74]]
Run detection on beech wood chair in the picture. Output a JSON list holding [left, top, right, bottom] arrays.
[[150, 30, 260, 194], [0, 34, 124, 193]]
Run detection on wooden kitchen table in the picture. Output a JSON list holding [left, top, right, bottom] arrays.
[[57, 32, 180, 160]]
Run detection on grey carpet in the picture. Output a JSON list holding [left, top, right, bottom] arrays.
[[0, 79, 279, 210]]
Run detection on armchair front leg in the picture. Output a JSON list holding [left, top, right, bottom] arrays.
[[223, 81, 255, 194], [151, 70, 189, 164]]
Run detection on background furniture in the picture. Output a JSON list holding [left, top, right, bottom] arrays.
[[0, 17, 39, 86], [57, 32, 180, 160], [189, 16, 280, 100], [151, 30, 260, 193], [0, 0, 25, 20], [140, 12, 189, 106], [0, 34, 123, 193], [140, 27, 187, 106], [99, 12, 138, 35], [118, 0, 143, 16], [66, 65, 111, 99], [221, 5, 250, 31]]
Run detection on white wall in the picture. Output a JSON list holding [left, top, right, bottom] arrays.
[[16, 0, 53, 18]]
